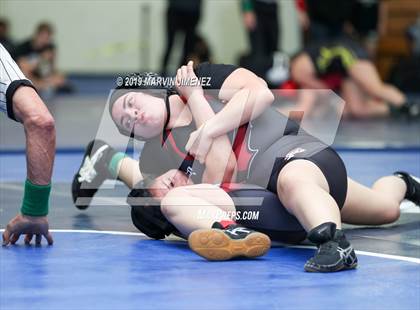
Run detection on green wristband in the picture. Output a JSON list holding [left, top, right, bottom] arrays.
[[20, 179, 51, 216]]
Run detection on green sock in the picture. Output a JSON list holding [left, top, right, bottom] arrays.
[[21, 179, 51, 216], [108, 152, 127, 179]]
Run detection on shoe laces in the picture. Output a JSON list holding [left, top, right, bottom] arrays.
[[317, 240, 337, 255], [78, 145, 109, 183]]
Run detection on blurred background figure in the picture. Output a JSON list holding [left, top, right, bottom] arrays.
[[185, 33, 213, 65], [276, 37, 420, 119], [296, 0, 379, 56], [242, 0, 279, 59], [161, 0, 203, 75], [350, 0, 379, 55], [15, 22, 73, 97], [0, 18, 16, 57], [239, 0, 280, 78], [296, 0, 355, 43], [388, 17, 420, 96]]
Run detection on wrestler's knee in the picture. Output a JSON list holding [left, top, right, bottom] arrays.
[[160, 187, 190, 219], [380, 200, 401, 223], [277, 169, 303, 201]]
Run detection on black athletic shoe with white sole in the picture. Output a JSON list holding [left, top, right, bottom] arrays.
[[394, 171, 420, 205], [188, 223, 271, 261], [393, 99, 420, 118], [72, 139, 117, 210], [406, 98, 420, 118], [304, 222, 358, 273]]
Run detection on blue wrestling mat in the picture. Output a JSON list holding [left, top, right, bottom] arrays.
[[1, 149, 419, 309], [1, 231, 419, 310]]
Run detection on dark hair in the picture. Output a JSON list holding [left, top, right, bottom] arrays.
[[108, 72, 176, 140], [131, 173, 156, 198], [127, 174, 176, 239], [36, 22, 53, 35], [0, 17, 9, 29]]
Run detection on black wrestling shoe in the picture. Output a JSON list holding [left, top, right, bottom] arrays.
[[394, 171, 420, 205], [188, 223, 271, 261], [72, 139, 117, 210], [390, 100, 420, 119], [405, 98, 420, 118], [304, 222, 358, 273]]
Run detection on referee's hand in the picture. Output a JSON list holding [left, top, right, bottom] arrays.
[[2, 213, 53, 246]]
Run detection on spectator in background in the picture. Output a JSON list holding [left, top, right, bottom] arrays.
[[0, 18, 16, 57], [296, 0, 355, 43], [15, 22, 72, 96], [161, 0, 202, 75], [350, 0, 379, 58], [350, 0, 378, 41], [186, 34, 212, 65], [277, 38, 419, 119], [239, 0, 280, 78], [241, 0, 279, 59], [388, 18, 420, 96]]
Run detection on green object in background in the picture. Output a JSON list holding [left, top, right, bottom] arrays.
[[242, 0, 254, 12]]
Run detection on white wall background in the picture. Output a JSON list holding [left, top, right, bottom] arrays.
[[1, 0, 301, 73]]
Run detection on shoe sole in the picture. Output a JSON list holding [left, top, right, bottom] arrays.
[[188, 229, 271, 261], [304, 262, 358, 273]]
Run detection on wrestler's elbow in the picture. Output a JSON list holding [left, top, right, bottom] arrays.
[[244, 87, 274, 120], [256, 87, 275, 107], [25, 111, 55, 133]]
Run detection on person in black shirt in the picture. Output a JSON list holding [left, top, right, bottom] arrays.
[[161, 0, 202, 74], [72, 62, 419, 272], [296, 0, 355, 43], [15, 22, 71, 95], [0, 18, 16, 58], [241, 0, 279, 59]]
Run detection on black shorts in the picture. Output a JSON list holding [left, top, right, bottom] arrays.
[[266, 146, 348, 209], [223, 184, 306, 244], [300, 38, 370, 77]]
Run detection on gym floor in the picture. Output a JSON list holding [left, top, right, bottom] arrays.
[[1, 88, 419, 309]]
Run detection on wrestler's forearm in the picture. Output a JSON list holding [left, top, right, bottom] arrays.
[[205, 87, 274, 139], [188, 88, 274, 140], [13, 87, 55, 185], [187, 91, 216, 127], [25, 125, 55, 184], [202, 137, 237, 184], [186, 92, 237, 181], [201, 68, 275, 138]]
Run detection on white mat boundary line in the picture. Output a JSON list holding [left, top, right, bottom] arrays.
[[1, 229, 418, 264]]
